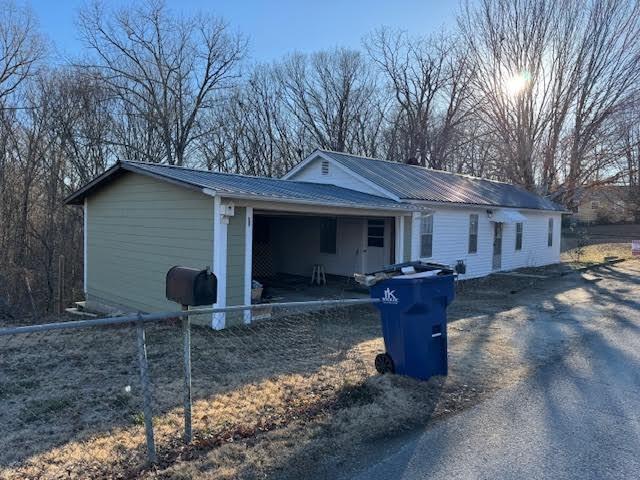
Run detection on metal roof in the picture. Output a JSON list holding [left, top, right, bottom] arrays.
[[317, 150, 566, 212], [65, 160, 418, 212]]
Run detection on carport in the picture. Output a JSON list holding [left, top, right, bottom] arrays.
[[250, 211, 395, 302], [217, 197, 417, 327]]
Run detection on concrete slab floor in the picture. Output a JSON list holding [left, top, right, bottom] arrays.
[[257, 273, 369, 303]]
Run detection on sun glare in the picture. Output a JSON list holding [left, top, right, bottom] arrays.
[[505, 71, 531, 97]]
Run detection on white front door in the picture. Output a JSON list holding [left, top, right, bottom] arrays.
[[364, 218, 387, 273], [339, 217, 366, 276]]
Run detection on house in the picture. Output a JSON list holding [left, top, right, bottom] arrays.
[[574, 186, 635, 224], [65, 149, 566, 329]]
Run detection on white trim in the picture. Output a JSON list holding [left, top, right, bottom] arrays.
[[212, 196, 227, 330], [411, 211, 421, 261], [201, 187, 415, 213], [394, 216, 400, 263], [406, 199, 569, 215], [361, 218, 368, 273], [282, 151, 402, 202], [83, 198, 88, 296], [395, 216, 405, 263], [222, 197, 421, 218], [243, 207, 253, 325], [203, 186, 565, 216]]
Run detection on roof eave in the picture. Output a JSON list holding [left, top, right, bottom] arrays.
[[209, 189, 422, 213], [64, 162, 124, 205], [64, 162, 213, 205], [404, 198, 569, 214], [64, 160, 417, 213]]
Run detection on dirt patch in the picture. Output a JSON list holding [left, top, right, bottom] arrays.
[[2, 257, 639, 479]]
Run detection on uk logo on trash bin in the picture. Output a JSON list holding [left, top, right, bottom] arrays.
[[382, 288, 398, 304]]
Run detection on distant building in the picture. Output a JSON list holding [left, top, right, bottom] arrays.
[[575, 186, 635, 224]]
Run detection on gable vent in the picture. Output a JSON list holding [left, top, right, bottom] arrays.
[[321, 159, 330, 175]]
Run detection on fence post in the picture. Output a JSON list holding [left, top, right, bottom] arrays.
[[182, 305, 193, 444], [135, 317, 157, 464]]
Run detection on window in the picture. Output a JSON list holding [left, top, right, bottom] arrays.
[[547, 218, 554, 247], [367, 219, 385, 247], [321, 159, 329, 175], [468, 214, 479, 253], [420, 213, 433, 258], [515, 222, 523, 251], [320, 217, 337, 253]]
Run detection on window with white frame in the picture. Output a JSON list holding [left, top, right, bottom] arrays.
[[420, 213, 433, 258], [515, 222, 523, 250], [468, 214, 479, 253], [547, 218, 554, 247]]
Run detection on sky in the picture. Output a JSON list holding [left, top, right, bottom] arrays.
[[29, 0, 461, 63]]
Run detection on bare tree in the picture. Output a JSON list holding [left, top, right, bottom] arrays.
[[201, 64, 306, 176], [367, 28, 444, 166], [459, 0, 640, 204], [77, 0, 246, 165], [47, 69, 114, 185], [563, 0, 640, 206], [458, 0, 563, 190], [366, 28, 473, 169], [0, 68, 113, 315], [277, 48, 377, 153], [612, 95, 640, 219], [0, 1, 45, 104]]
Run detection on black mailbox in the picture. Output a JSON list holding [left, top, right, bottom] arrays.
[[166, 266, 217, 306]]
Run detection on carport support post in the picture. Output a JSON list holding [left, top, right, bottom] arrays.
[[181, 305, 193, 444], [212, 196, 227, 330], [411, 211, 421, 261], [135, 317, 157, 464], [394, 216, 405, 263]]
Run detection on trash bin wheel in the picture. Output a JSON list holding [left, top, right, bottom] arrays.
[[375, 353, 395, 374]]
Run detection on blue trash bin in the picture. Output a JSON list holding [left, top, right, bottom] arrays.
[[370, 269, 455, 381]]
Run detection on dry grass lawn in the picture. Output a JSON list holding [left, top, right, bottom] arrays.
[[561, 242, 634, 264], [0, 307, 520, 480], [2, 248, 637, 479]]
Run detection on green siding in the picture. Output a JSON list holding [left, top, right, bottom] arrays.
[[86, 172, 214, 313], [225, 207, 246, 326], [403, 216, 412, 262], [224, 206, 246, 326]]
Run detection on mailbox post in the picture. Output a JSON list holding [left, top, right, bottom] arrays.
[[180, 305, 192, 444], [166, 266, 217, 444]]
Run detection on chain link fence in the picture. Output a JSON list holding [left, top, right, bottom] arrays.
[[0, 300, 383, 479]]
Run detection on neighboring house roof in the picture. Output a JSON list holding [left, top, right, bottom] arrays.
[[286, 149, 566, 212], [65, 160, 419, 212]]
